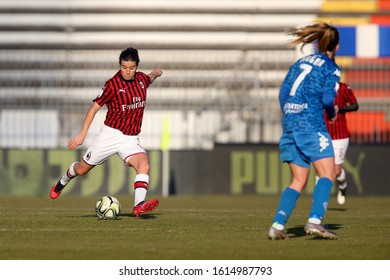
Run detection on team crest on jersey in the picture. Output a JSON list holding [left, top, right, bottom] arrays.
[[139, 81, 145, 89]]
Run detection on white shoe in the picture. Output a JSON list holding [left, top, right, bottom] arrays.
[[267, 227, 289, 240], [304, 222, 337, 240], [337, 189, 346, 205]]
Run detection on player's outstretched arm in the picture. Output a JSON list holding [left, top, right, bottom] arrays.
[[148, 68, 163, 83], [68, 101, 102, 150]]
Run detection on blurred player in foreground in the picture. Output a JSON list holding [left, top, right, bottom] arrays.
[[324, 82, 359, 205], [268, 22, 340, 240], [50, 47, 163, 217]]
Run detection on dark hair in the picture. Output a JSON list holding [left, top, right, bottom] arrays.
[[288, 22, 339, 53], [119, 47, 140, 65]]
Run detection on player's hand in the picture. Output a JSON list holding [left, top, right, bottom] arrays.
[[148, 68, 163, 83], [329, 114, 337, 124], [67, 134, 85, 150], [152, 68, 163, 78]]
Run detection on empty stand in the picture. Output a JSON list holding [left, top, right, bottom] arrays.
[[0, 110, 59, 148], [0, 0, 388, 148]]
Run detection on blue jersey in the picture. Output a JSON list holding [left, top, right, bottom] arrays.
[[279, 53, 340, 133]]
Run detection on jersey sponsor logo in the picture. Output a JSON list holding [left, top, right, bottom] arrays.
[[318, 132, 330, 152], [122, 97, 146, 111], [283, 102, 308, 114]]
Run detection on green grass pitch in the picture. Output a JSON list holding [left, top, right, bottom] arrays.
[[0, 195, 389, 260]]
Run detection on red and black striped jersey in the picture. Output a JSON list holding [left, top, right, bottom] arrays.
[[94, 71, 151, 136], [325, 82, 358, 139]]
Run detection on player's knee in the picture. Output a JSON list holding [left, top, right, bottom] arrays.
[[329, 172, 336, 183], [74, 163, 93, 176], [76, 169, 89, 176], [131, 160, 149, 174], [290, 177, 308, 191], [139, 162, 150, 173], [325, 167, 336, 183]]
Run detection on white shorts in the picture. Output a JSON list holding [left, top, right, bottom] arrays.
[[332, 138, 349, 165], [83, 125, 146, 166]]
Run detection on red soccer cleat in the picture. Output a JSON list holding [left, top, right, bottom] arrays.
[[50, 180, 65, 199], [132, 199, 159, 217]]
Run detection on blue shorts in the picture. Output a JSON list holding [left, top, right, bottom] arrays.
[[279, 131, 334, 168]]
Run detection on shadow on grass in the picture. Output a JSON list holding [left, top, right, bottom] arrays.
[[287, 223, 342, 239], [328, 207, 348, 212], [121, 213, 159, 219], [76, 213, 159, 220]]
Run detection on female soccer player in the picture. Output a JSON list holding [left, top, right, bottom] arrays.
[[267, 22, 340, 240], [325, 82, 359, 205], [50, 47, 163, 217]]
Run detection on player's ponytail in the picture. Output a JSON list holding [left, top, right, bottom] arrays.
[[288, 22, 339, 54]]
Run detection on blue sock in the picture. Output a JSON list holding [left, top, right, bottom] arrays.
[[309, 177, 333, 221], [273, 187, 300, 226]]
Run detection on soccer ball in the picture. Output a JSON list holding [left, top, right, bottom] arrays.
[[95, 196, 121, 220]]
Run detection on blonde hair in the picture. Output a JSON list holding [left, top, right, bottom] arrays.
[[288, 22, 339, 54]]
